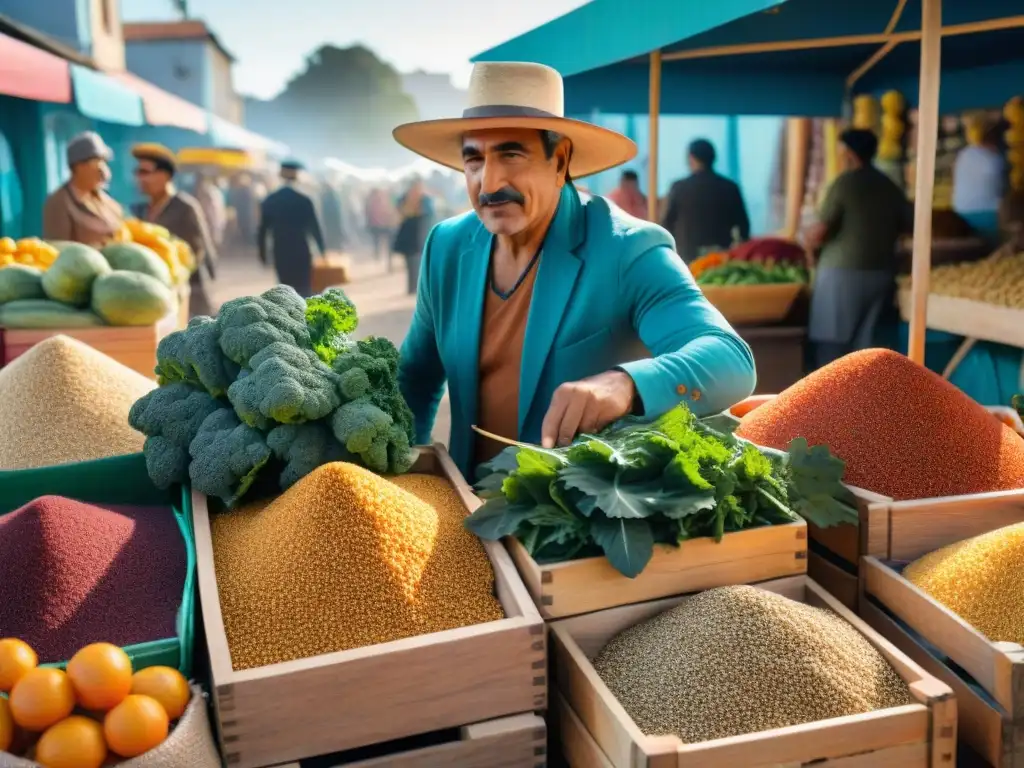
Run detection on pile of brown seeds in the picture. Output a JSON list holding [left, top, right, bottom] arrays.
[[593, 585, 913, 743], [213, 464, 504, 671]]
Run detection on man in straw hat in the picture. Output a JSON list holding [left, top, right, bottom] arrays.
[[392, 62, 755, 477]]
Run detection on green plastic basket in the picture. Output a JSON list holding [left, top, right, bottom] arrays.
[[0, 453, 196, 677]]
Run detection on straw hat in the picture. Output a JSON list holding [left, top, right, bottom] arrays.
[[393, 62, 638, 178]]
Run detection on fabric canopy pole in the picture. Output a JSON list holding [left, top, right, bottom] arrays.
[[648, 50, 662, 222], [908, 0, 942, 364]]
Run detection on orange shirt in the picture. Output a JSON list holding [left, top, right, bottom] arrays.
[[474, 260, 540, 467]]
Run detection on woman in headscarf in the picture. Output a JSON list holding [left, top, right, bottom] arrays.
[[42, 132, 125, 247], [392, 178, 435, 294]]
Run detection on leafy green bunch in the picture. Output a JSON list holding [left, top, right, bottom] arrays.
[[129, 285, 415, 506], [464, 405, 855, 578]]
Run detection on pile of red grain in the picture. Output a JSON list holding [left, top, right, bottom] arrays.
[[735, 349, 1024, 500], [0, 495, 186, 663]]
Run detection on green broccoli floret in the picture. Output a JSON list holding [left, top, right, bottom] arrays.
[[154, 317, 240, 397], [329, 398, 414, 474], [189, 408, 272, 506], [227, 341, 342, 427], [338, 367, 371, 400], [306, 288, 359, 365], [217, 285, 310, 367], [386, 423, 416, 474], [267, 421, 351, 488], [129, 383, 223, 489], [331, 336, 414, 443]]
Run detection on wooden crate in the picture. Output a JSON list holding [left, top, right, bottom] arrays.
[[269, 713, 546, 768], [193, 445, 547, 768], [897, 290, 1024, 349], [552, 575, 957, 768], [0, 309, 176, 379], [505, 521, 807, 620], [312, 254, 351, 293], [860, 489, 1024, 766], [700, 283, 802, 325]]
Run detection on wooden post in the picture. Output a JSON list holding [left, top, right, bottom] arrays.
[[783, 118, 811, 238], [647, 50, 662, 222], [908, 0, 942, 364]]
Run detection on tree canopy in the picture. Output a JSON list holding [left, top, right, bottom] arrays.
[[245, 44, 419, 167]]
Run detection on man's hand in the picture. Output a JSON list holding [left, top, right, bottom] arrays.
[[541, 370, 636, 449]]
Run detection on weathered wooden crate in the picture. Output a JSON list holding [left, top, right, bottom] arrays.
[[0, 309, 176, 379], [312, 254, 351, 293], [552, 575, 957, 768], [193, 445, 547, 768], [269, 713, 546, 768], [504, 522, 807, 620], [860, 489, 1024, 766]]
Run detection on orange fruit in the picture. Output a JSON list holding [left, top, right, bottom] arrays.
[[35, 715, 108, 768], [9, 668, 75, 731], [0, 638, 38, 691], [67, 644, 133, 711], [130, 667, 190, 720], [103, 695, 168, 757], [0, 696, 14, 752]]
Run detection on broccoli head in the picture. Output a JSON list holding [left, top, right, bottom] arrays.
[[267, 421, 351, 489], [217, 285, 310, 367], [306, 288, 358, 365], [329, 398, 414, 474], [227, 341, 343, 427], [189, 407, 273, 506], [128, 383, 223, 488], [331, 336, 414, 443], [154, 316, 240, 397]]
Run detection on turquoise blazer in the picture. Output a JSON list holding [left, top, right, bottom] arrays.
[[398, 184, 756, 478]]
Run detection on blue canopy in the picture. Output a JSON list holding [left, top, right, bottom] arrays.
[[208, 114, 289, 158], [69, 65, 145, 126], [474, 0, 1024, 116]]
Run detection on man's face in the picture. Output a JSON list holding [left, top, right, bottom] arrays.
[[74, 157, 111, 190], [462, 128, 568, 237], [135, 159, 170, 197], [622, 176, 638, 191]]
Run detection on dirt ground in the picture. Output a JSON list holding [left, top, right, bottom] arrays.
[[209, 247, 452, 444]]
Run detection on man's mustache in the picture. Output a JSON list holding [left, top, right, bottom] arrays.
[[479, 187, 524, 207]]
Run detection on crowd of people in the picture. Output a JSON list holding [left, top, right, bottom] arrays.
[[39, 130, 471, 315]]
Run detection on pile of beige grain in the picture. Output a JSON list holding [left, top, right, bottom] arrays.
[[594, 585, 913, 743], [0, 335, 155, 469]]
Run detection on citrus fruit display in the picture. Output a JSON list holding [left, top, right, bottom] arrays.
[[103, 694, 169, 758], [130, 666, 190, 720], [0, 696, 14, 752], [0, 638, 37, 691], [9, 667, 75, 731], [67, 643, 133, 711], [35, 715, 107, 768]]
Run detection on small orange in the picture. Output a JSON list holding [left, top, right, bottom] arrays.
[[130, 667, 190, 720], [67, 644, 133, 711], [0, 696, 14, 752], [9, 668, 75, 731], [35, 715, 108, 768], [103, 695, 168, 757], [0, 638, 38, 691]]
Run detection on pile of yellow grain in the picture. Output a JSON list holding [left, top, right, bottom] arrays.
[[0, 335, 155, 469], [904, 522, 1024, 644], [212, 463, 504, 670], [593, 585, 912, 743]]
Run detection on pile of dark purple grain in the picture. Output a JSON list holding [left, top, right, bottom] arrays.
[[0, 495, 186, 663]]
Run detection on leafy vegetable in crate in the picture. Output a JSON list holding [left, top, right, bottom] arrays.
[[1014, 394, 1023, 421], [131, 285, 416, 504], [465, 406, 855, 577], [697, 261, 809, 286]]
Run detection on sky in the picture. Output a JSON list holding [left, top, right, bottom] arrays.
[[121, 0, 590, 99]]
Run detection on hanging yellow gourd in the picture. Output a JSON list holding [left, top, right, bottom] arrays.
[[877, 91, 906, 162], [963, 112, 987, 146], [1005, 97, 1024, 191], [852, 95, 880, 131]]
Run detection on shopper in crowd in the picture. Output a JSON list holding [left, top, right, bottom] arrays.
[[193, 172, 227, 249], [804, 129, 913, 369], [953, 119, 1007, 242], [366, 187, 398, 267], [392, 177, 435, 295], [131, 144, 218, 317], [661, 139, 750, 263], [605, 169, 648, 219], [391, 61, 754, 477], [42, 132, 124, 248], [227, 173, 257, 248], [319, 176, 346, 253], [258, 160, 325, 298]]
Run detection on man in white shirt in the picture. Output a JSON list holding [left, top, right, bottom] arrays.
[[953, 121, 1007, 241]]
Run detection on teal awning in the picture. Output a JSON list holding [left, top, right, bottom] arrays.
[[70, 65, 145, 126], [208, 114, 289, 158]]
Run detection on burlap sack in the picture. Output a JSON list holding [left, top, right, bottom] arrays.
[[0, 684, 220, 768]]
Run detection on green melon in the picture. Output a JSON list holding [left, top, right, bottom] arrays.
[[0, 299, 105, 328], [101, 242, 173, 287], [41, 243, 111, 306], [0, 265, 46, 304], [91, 270, 176, 326]]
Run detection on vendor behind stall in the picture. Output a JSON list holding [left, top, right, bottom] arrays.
[[130, 144, 218, 317], [805, 129, 912, 369], [392, 62, 755, 478], [42, 132, 124, 248], [953, 119, 1007, 243]]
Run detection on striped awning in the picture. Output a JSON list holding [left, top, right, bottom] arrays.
[[109, 71, 208, 133]]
